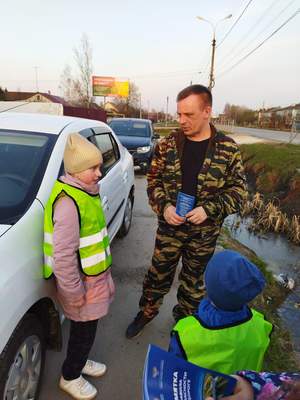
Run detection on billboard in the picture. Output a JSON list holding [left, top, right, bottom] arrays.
[[92, 76, 129, 98]]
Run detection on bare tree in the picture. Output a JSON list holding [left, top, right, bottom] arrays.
[[74, 33, 93, 107], [113, 82, 140, 117], [59, 34, 94, 107], [58, 65, 83, 105], [59, 65, 73, 102], [0, 87, 6, 100]]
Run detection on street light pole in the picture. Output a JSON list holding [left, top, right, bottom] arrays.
[[209, 35, 216, 91], [139, 94, 142, 119], [197, 14, 232, 91], [33, 66, 39, 92], [165, 96, 169, 126]]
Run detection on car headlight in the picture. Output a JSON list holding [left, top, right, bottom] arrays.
[[137, 146, 151, 153]]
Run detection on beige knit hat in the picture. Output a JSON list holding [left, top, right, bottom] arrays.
[[64, 133, 102, 174]]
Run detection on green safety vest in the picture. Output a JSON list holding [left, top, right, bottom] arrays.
[[43, 180, 112, 279], [172, 309, 272, 374]]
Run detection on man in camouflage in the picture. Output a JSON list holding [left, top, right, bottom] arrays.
[[126, 84, 247, 339]]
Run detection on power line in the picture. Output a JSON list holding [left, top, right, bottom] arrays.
[[131, 69, 201, 80], [1, 69, 202, 88], [217, 8, 300, 79], [217, 0, 282, 69], [217, 0, 254, 47], [0, 102, 33, 114], [218, 0, 297, 70]]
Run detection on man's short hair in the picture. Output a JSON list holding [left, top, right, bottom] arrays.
[[176, 84, 212, 107]]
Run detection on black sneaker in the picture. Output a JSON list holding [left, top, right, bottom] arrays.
[[125, 311, 155, 339]]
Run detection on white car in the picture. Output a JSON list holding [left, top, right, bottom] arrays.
[[0, 113, 135, 399]]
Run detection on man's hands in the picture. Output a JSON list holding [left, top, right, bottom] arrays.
[[185, 206, 208, 225], [164, 205, 208, 225], [163, 205, 185, 226]]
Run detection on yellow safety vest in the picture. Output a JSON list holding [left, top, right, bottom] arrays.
[[43, 180, 112, 278], [172, 309, 272, 374]]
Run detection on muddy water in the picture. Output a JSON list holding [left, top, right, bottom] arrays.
[[224, 215, 300, 353]]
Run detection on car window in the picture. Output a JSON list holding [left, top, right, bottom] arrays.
[[78, 128, 94, 138], [92, 133, 119, 175], [57, 130, 120, 178], [109, 120, 150, 137], [0, 130, 56, 224], [57, 129, 97, 178]]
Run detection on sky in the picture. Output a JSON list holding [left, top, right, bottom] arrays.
[[1, 0, 299, 115]]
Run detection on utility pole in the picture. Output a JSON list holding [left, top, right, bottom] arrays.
[[34, 66, 39, 92], [139, 94, 142, 119], [209, 37, 216, 91], [165, 96, 169, 126], [197, 14, 232, 91]]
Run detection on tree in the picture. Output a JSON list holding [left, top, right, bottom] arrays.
[[223, 103, 257, 126], [73, 33, 93, 107], [113, 82, 141, 117], [0, 87, 6, 100], [223, 103, 231, 116], [59, 34, 94, 107]]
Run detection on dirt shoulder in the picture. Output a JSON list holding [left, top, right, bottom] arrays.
[[228, 133, 273, 145]]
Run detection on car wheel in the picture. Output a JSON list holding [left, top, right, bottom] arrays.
[[117, 194, 133, 238], [0, 314, 45, 400]]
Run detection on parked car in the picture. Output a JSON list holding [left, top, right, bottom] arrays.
[[0, 112, 135, 399], [109, 118, 159, 174]]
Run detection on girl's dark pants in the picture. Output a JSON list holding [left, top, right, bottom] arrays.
[[62, 319, 99, 380]]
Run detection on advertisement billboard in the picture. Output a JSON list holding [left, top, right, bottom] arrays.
[[92, 76, 129, 98]]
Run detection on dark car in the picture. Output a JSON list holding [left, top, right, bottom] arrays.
[[109, 118, 159, 174]]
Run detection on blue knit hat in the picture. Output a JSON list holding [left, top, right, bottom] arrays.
[[204, 250, 266, 311]]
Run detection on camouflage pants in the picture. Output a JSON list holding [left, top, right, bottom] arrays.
[[139, 221, 220, 320]]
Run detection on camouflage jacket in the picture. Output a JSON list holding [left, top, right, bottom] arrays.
[[147, 124, 247, 226]]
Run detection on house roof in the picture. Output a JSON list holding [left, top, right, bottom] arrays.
[[260, 103, 300, 113], [40, 93, 69, 106], [4, 91, 69, 106], [104, 102, 119, 113]]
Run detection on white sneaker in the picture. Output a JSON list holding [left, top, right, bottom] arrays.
[[59, 375, 97, 400], [82, 359, 107, 377]]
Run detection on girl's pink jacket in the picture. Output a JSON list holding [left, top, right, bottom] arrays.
[[52, 174, 115, 322]]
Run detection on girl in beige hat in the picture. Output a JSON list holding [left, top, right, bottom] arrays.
[[43, 133, 115, 400]]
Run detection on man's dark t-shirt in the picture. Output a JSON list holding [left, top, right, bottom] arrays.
[[181, 138, 210, 197]]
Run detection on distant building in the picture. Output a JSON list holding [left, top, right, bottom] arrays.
[[258, 104, 300, 129], [103, 102, 125, 118], [4, 91, 69, 106], [2, 91, 107, 122]]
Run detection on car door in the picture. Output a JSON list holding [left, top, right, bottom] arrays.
[[91, 128, 126, 240]]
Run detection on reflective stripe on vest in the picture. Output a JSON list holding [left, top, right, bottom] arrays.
[[43, 180, 112, 278], [172, 309, 272, 374]]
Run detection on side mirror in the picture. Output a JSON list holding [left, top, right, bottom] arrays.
[[153, 133, 160, 140]]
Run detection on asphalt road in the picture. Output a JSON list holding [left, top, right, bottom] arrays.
[[40, 174, 179, 400], [230, 125, 300, 144]]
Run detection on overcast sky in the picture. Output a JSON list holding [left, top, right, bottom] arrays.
[[1, 0, 299, 115]]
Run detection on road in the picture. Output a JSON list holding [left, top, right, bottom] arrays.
[[216, 125, 300, 144], [40, 174, 179, 400]]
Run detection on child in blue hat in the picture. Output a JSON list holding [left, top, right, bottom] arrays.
[[169, 250, 273, 374]]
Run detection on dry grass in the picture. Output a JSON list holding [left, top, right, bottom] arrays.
[[243, 192, 300, 244]]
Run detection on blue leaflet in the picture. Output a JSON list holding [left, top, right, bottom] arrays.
[[176, 192, 196, 217], [143, 345, 237, 400]]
